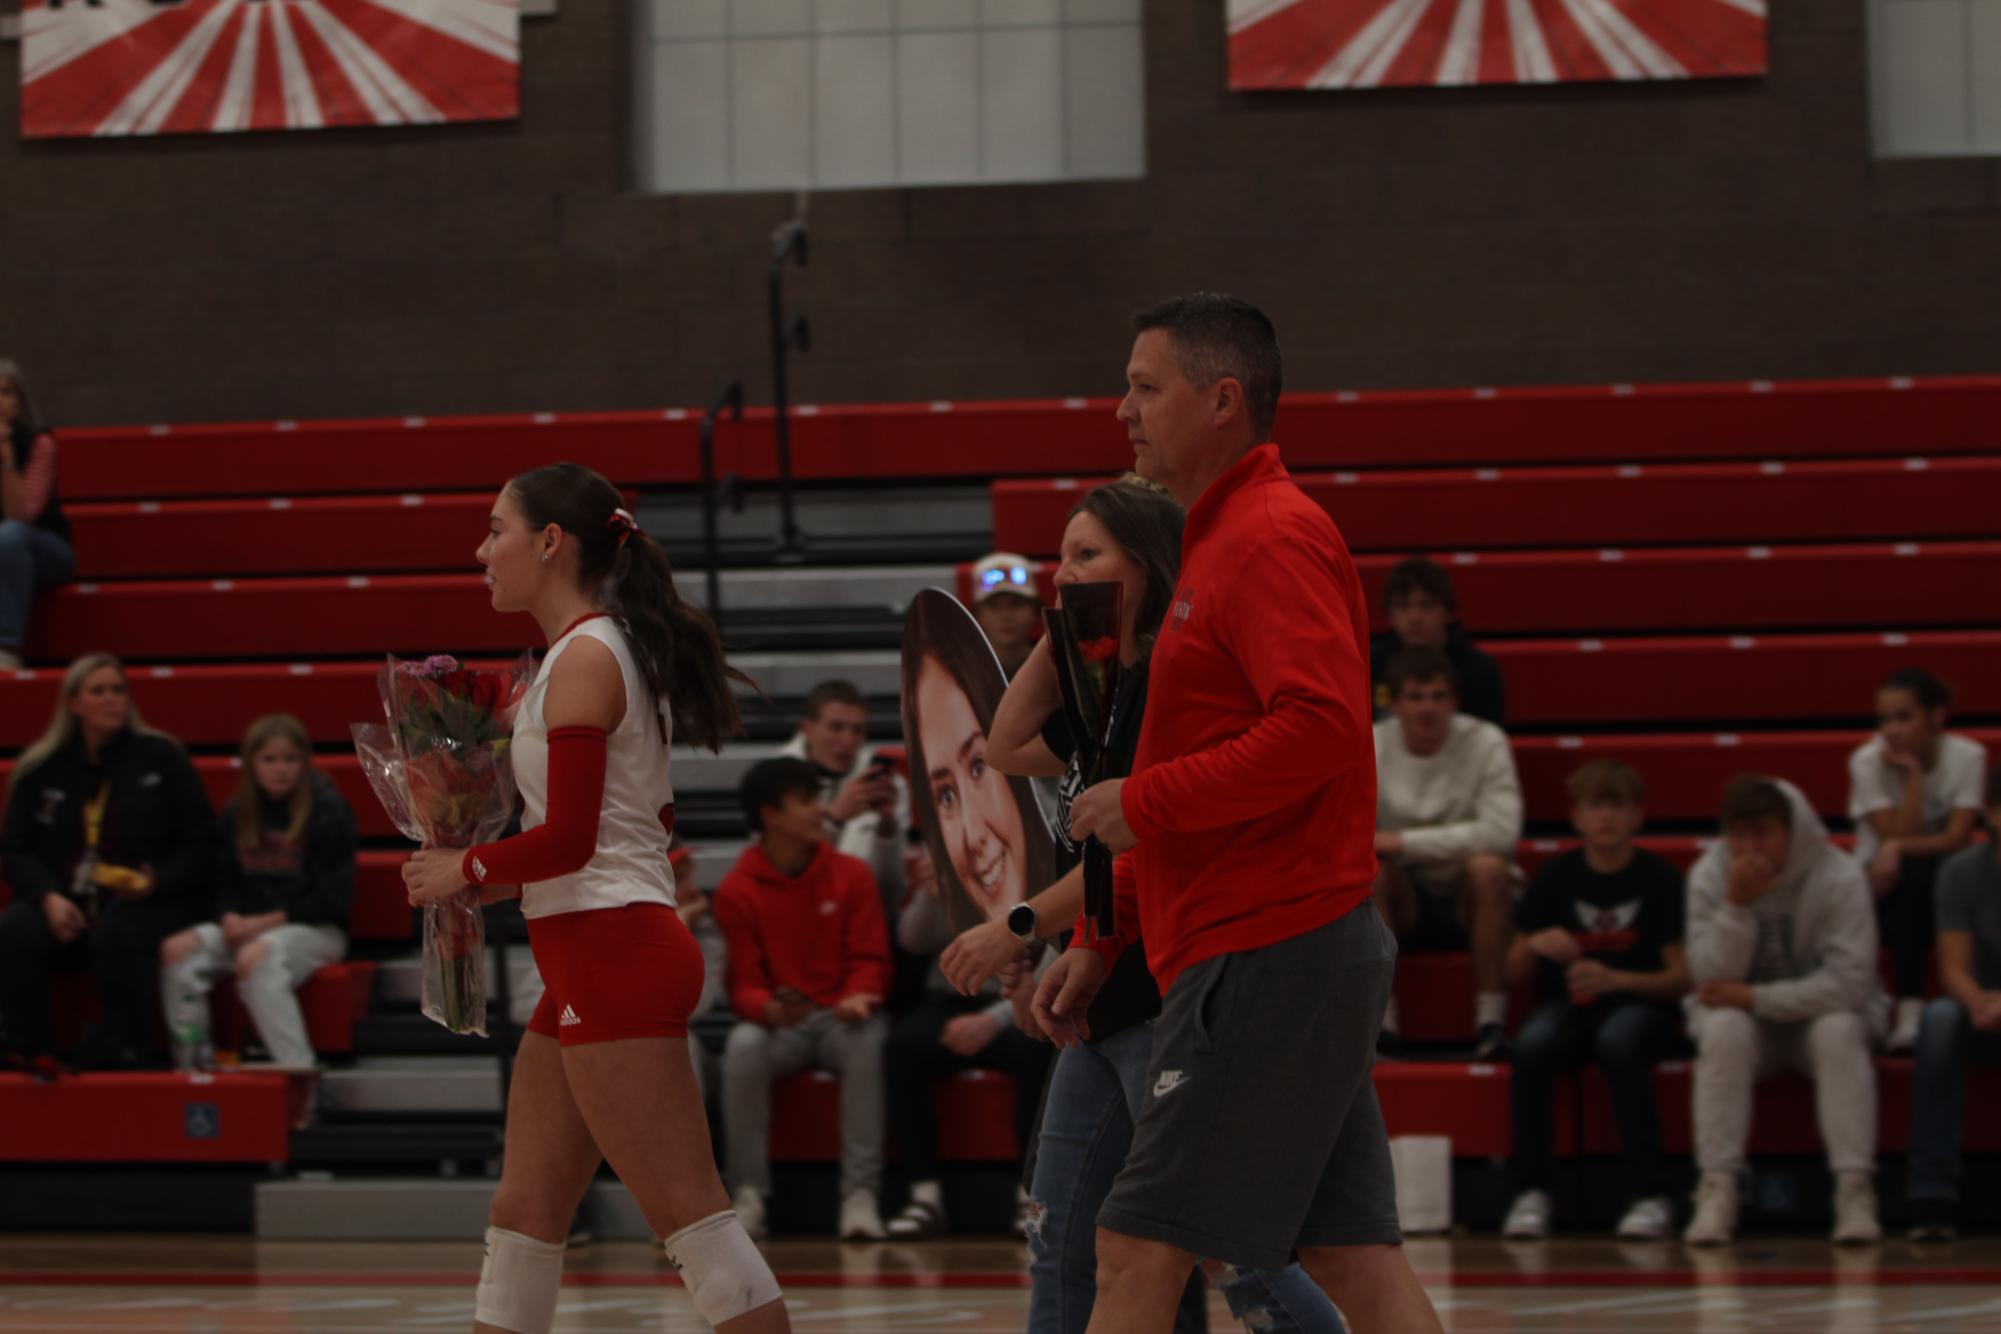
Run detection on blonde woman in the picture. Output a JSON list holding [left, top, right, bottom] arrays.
[[0, 654, 214, 1076], [160, 714, 356, 1070]]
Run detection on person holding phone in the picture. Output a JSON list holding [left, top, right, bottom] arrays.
[[0, 654, 215, 1076]]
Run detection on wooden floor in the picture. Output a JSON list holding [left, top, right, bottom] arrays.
[[4, 1234, 2001, 1330]]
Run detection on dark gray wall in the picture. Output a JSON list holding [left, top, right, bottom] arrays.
[[1, 1, 1996, 427]]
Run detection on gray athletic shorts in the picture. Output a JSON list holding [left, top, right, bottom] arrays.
[[1099, 903, 1402, 1271]]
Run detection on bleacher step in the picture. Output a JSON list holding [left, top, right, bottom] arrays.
[[349, 1014, 505, 1057], [320, 1057, 503, 1117]]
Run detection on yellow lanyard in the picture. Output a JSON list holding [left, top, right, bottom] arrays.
[[81, 782, 109, 854]]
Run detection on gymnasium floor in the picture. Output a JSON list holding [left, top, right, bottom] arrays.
[[4, 1235, 2001, 1331]]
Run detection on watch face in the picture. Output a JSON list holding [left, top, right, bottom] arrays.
[[1009, 904, 1036, 937]]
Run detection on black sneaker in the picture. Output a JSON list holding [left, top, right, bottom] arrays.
[[1907, 1199, 1958, 1243], [1474, 1023, 1512, 1062], [1375, 1029, 1409, 1061]]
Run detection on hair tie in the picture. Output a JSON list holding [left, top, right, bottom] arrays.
[[607, 507, 637, 548]]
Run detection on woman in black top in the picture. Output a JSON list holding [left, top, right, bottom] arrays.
[[0, 654, 216, 1074], [160, 714, 355, 1069], [0, 359, 74, 671], [964, 481, 1345, 1334]]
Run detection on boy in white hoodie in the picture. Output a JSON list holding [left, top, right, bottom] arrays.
[[1684, 775, 1885, 1247], [1373, 647, 1525, 1060]]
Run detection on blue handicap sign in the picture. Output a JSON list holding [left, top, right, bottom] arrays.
[[183, 1102, 220, 1140]]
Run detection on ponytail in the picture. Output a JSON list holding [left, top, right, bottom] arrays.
[[508, 462, 757, 754], [610, 533, 753, 753]]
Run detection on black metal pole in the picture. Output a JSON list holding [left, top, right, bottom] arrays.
[[700, 381, 743, 634], [768, 219, 809, 559]]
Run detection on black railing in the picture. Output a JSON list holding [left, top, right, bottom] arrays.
[[767, 216, 810, 561], [699, 380, 744, 633]]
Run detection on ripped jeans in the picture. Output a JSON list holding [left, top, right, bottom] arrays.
[[1026, 1021, 1348, 1333]]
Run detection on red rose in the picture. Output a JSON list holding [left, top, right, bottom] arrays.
[[1079, 636, 1120, 664]]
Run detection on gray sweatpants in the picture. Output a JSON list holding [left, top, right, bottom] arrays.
[[162, 922, 346, 1067], [723, 1008, 886, 1198], [1689, 1005, 1878, 1176]]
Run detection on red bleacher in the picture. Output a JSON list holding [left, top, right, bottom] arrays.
[[0, 1071, 293, 1162], [993, 456, 2001, 555], [54, 375, 2001, 502], [44, 963, 377, 1058]]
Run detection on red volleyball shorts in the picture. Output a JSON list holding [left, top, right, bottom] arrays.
[[524, 902, 705, 1045]]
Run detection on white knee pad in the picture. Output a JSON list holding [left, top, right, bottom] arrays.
[[473, 1226, 565, 1333], [663, 1210, 782, 1326]]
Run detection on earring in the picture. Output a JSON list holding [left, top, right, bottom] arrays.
[[540, 552, 551, 564]]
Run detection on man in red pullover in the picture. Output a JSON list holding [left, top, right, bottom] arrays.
[[1040, 294, 1442, 1332], [716, 757, 893, 1244]]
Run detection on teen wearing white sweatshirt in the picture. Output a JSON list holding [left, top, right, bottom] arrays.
[[1372, 647, 1524, 1060]]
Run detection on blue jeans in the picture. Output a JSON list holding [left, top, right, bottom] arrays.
[[0, 521, 74, 649], [1907, 997, 2001, 1204], [1509, 998, 1679, 1202], [1026, 1022, 1347, 1334]]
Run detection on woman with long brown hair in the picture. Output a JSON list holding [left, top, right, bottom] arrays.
[[400, 463, 787, 1334], [159, 713, 356, 1071]]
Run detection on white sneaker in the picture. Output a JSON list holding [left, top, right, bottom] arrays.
[[1683, 1172, 1738, 1246], [1616, 1196, 1675, 1240], [732, 1185, 768, 1241], [839, 1189, 886, 1241], [1833, 1173, 1882, 1245], [1887, 998, 1923, 1055], [1501, 1189, 1553, 1239]]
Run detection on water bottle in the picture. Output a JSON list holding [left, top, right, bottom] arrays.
[[172, 991, 214, 1074]]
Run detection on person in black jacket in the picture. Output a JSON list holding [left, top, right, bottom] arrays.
[[1368, 556, 1507, 726], [160, 714, 355, 1069], [0, 653, 215, 1074]]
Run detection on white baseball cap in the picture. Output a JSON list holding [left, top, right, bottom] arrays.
[[971, 552, 1040, 605]]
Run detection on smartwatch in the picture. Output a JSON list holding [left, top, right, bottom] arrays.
[[1007, 901, 1037, 941]]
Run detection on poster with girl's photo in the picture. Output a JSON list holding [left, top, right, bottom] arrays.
[[900, 589, 1058, 937]]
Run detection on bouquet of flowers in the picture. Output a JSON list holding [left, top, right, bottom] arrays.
[[353, 652, 534, 1035]]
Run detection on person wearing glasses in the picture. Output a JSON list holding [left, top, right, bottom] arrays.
[[970, 552, 1043, 678]]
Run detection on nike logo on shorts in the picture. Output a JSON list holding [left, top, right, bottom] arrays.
[[1153, 1070, 1188, 1098]]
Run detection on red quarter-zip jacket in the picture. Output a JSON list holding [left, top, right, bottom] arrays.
[[1080, 444, 1378, 994], [714, 842, 893, 1023]]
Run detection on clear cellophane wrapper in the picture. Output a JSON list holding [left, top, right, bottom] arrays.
[[352, 651, 533, 1036]]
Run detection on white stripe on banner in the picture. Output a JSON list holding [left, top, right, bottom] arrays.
[[23, 0, 168, 81], [1311, 0, 1434, 86], [1435, 0, 1486, 84], [358, 0, 519, 61], [97, 0, 241, 137], [294, 1, 443, 124], [268, 3, 327, 130], [1711, 0, 1767, 16], [211, 2, 262, 133], [1505, 0, 1557, 81], [1226, 0, 1305, 35], [1570, 0, 1686, 76], [1356, 0, 1438, 86], [1556, 0, 1639, 76]]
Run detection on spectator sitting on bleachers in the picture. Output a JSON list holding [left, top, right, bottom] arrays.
[[715, 757, 892, 1244], [1905, 761, 2001, 1242], [969, 551, 1043, 678], [1500, 760, 1690, 1241], [0, 653, 215, 1075], [1847, 668, 1986, 1053], [781, 679, 907, 917], [0, 358, 73, 672], [1684, 775, 1884, 1247], [884, 851, 1053, 1240], [1372, 646, 1524, 1060], [1369, 556, 1505, 725], [157, 714, 355, 1071]]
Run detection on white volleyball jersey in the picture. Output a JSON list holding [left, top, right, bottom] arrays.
[[512, 616, 679, 919]]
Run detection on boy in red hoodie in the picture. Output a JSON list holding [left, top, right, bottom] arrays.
[[716, 757, 893, 1243]]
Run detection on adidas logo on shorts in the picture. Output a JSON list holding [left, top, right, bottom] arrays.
[[560, 1005, 582, 1028]]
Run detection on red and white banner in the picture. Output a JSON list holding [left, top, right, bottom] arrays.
[[1228, 0, 1765, 89], [22, 0, 519, 139]]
